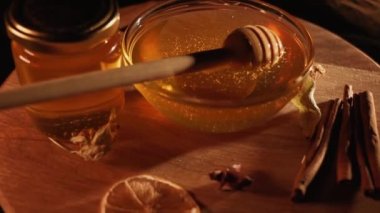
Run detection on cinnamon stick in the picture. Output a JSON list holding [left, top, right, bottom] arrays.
[[303, 102, 331, 164], [358, 91, 380, 196], [337, 85, 354, 183], [352, 94, 376, 196], [291, 98, 341, 201]]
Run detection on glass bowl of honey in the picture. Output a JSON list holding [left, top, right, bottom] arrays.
[[122, 0, 314, 133]]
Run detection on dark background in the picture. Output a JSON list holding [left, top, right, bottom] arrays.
[[0, 0, 379, 84]]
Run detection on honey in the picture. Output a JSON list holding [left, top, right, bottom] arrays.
[[6, 0, 125, 160], [123, 1, 313, 132], [11, 33, 125, 158]]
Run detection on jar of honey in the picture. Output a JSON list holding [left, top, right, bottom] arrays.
[[5, 0, 125, 160]]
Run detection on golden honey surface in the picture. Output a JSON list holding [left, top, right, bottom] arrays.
[[129, 7, 308, 132]]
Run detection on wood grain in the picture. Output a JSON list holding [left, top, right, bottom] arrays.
[[0, 2, 380, 212]]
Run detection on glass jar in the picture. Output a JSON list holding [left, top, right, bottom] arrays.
[[5, 0, 125, 160], [122, 0, 314, 133]]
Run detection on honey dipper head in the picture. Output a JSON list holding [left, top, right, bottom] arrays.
[[224, 25, 284, 68]]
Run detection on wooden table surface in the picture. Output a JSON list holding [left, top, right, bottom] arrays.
[[1, 2, 380, 213]]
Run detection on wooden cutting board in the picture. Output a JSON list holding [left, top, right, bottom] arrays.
[[0, 2, 380, 213]]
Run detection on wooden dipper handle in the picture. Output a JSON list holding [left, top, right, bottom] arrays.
[[0, 25, 284, 110]]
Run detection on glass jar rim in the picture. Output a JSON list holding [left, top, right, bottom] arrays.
[[5, 0, 120, 53], [122, 0, 314, 107]]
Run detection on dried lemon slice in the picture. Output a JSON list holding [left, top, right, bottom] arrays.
[[100, 175, 200, 213]]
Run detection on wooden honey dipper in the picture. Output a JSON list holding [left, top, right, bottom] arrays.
[[0, 25, 284, 109], [224, 25, 284, 67], [187, 25, 284, 70]]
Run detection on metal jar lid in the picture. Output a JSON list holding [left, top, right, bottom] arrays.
[[5, 0, 120, 53]]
